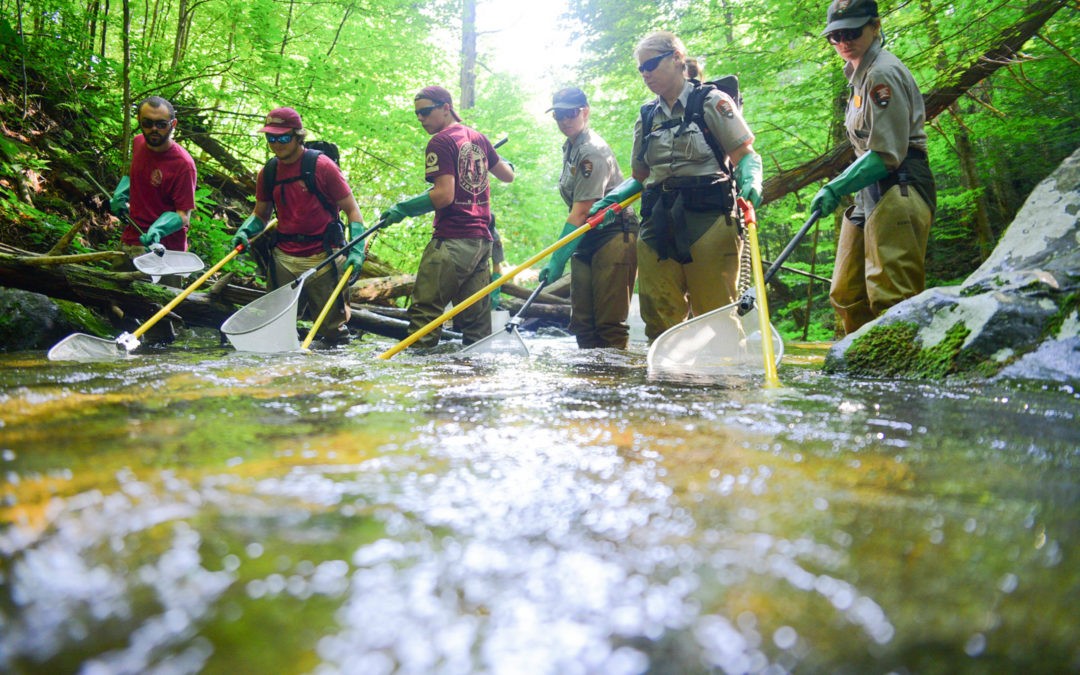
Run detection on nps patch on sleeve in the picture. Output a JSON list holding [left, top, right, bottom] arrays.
[[425, 152, 439, 175], [579, 158, 593, 178], [871, 84, 892, 108], [715, 98, 735, 119]]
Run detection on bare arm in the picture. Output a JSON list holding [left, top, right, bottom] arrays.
[[252, 200, 274, 223], [727, 142, 755, 168], [567, 199, 596, 227], [428, 174, 455, 209], [490, 159, 514, 183], [337, 194, 363, 225]]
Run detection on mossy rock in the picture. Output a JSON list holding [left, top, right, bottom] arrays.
[[0, 287, 113, 351]]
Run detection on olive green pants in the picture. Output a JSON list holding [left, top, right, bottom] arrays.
[[407, 237, 493, 348], [271, 248, 349, 338], [830, 185, 932, 334], [569, 231, 638, 349], [637, 212, 742, 343]]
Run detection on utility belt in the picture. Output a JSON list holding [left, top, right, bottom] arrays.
[[270, 218, 346, 253], [865, 147, 936, 214], [641, 175, 736, 263], [575, 206, 639, 263]]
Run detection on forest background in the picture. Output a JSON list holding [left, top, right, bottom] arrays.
[[0, 0, 1076, 341]]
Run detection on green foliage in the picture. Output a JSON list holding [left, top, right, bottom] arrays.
[[0, 0, 1076, 342]]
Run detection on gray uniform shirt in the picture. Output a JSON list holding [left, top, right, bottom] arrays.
[[631, 79, 754, 185], [559, 128, 625, 207], [845, 39, 928, 170]]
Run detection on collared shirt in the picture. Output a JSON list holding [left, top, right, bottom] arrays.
[[631, 79, 754, 186], [558, 128, 625, 208], [845, 39, 928, 169]]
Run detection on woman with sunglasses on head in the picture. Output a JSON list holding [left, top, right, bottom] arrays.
[[538, 87, 639, 349], [811, 0, 936, 334], [590, 31, 764, 343], [232, 106, 365, 345]]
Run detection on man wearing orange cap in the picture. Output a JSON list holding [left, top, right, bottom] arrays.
[[381, 86, 515, 348], [233, 107, 365, 344]]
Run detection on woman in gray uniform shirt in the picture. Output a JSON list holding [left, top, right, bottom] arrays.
[[539, 87, 639, 349], [811, 0, 936, 333]]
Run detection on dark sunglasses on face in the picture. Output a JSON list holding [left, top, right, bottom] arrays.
[[265, 133, 294, 144], [415, 103, 444, 118], [140, 118, 173, 130], [638, 50, 675, 73], [826, 25, 866, 44], [552, 108, 582, 121]]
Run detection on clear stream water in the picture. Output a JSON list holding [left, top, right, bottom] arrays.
[[1, 332, 1078, 674]]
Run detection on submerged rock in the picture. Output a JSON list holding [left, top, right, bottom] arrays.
[[826, 147, 1080, 383]]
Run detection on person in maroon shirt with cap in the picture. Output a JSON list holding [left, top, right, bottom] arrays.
[[232, 106, 365, 345], [380, 85, 514, 349]]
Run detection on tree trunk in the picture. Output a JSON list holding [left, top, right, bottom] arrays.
[[949, 105, 995, 260], [459, 0, 477, 109], [121, 0, 131, 167]]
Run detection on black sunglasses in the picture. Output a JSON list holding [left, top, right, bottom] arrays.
[[826, 25, 866, 44], [415, 103, 445, 117], [265, 133, 294, 144], [552, 108, 582, 121], [140, 118, 173, 130], [638, 50, 675, 73]]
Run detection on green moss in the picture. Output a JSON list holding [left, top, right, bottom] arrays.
[[837, 322, 921, 377], [912, 323, 971, 378], [1043, 292, 1080, 338], [54, 298, 114, 337], [835, 320, 1000, 380]]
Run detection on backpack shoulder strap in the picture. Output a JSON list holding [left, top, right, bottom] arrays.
[[262, 157, 279, 206], [635, 100, 662, 164], [687, 81, 731, 170], [299, 148, 340, 218]]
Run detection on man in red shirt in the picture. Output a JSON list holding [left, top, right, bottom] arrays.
[[232, 107, 364, 345], [380, 86, 514, 348], [110, 96, 197, 259]]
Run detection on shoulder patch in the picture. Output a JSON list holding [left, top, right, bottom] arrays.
[[425, 151, 439, 174], [579, 158, 593, 178], [715, 98, 735, 119], [871, 84, 892, 108]]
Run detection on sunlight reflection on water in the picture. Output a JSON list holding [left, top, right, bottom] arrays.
[[0, 337, 1078, 673]]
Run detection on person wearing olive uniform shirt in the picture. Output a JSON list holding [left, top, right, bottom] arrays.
[[539, 87, 639, 349], [811, 0, 936, 334], [591, 31, 765, 343]]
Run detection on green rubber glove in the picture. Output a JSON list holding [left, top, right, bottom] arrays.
[[810, 151, 889, 216], [489, 270, 502, 309], [110, 176, 130, 217], [735, 152, 764, 208], [538, 222, 580, 283], [344, 242, 366, 284], [381, 192, 435, 226], [139, 211, 183, 248], [587, 178, 642, 216], [232, 214, 266, 250]]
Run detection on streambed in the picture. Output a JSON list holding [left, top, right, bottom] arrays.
[[1, 333, 1078, 673]]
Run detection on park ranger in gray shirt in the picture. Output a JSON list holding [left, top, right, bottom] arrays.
[[811, 0, 936, 333], [540, 87, 639, 349]]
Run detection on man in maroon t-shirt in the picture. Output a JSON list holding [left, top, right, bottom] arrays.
[[380, 85, 514, 348], [110, 96, 197, 259], [232, 107, 364, 344]]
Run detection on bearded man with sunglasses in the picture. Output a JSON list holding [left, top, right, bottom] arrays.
[[381, 85, 514, 349], [811, 0, 936, 334], [232, 107, 365, 345], [110, 96, 197, 259]]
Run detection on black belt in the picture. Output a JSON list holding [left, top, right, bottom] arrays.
[[906, 147, 927, 160]]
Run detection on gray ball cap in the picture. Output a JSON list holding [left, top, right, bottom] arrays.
[[822, 0, 879, 35], [546, 87, 589, 112]]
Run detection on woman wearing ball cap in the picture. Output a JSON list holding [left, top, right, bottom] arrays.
[[539, 86, 639, 349], [811, 0, 936, 333]]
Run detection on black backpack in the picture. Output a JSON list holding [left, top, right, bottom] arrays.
[[636, 75, 742, 173], [262, 140, 341, 218]]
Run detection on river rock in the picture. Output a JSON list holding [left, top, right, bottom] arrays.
[[825, 146, 1080, 383], [0, 287, 109, 351]]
